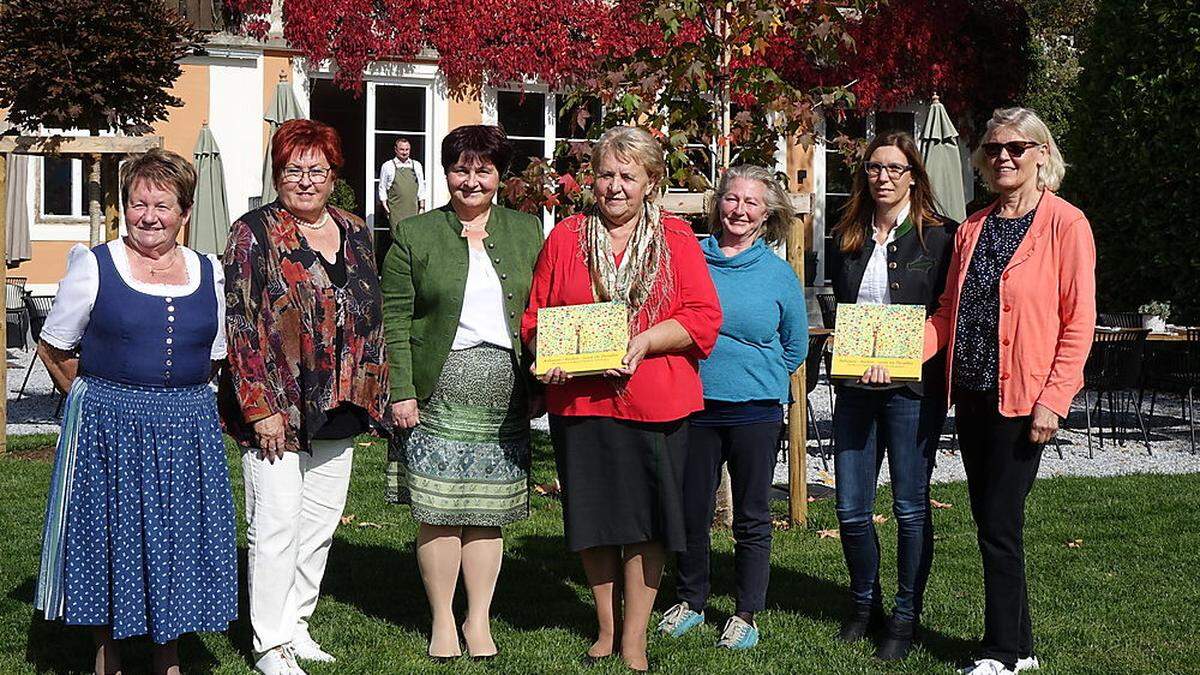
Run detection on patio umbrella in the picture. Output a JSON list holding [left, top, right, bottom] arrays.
[[5, 153, 33, 267], [920, 94, 967, 223], [260, 80, 305, 204], [189, 124, 231, 255]]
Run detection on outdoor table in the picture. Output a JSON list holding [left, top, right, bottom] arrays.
[[1097, 326, 1195, 342]]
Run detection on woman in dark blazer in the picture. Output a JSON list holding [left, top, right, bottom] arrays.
[[381, 125, 543, 660], [827, 131, 955, 660]]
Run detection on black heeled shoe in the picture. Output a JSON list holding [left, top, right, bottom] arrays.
[[876, 615, 918, 661], [837, 603, 886, 642]]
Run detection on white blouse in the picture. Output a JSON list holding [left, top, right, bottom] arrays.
[[855, 203, 910, 305], [40, 240, 227, 359], [451, 246, 512, 350]]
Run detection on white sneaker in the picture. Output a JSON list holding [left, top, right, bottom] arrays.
[[254, 645, 307, 675], [958, 659, 1016, 675], [292, 632, 336, 663], [1016, 655, 1041, 672]]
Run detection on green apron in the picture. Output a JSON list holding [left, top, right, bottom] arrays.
[[386, 162, 420, 233]]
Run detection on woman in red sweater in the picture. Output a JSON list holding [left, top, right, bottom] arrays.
[[521, 126, 721, 672]]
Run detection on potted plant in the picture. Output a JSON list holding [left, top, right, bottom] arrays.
[[1138, 301, 1171, 333]]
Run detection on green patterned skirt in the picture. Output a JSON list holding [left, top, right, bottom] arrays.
[[402, 344, 531, 526]]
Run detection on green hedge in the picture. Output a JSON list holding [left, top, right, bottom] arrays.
[[1066, 0, 1200, 323]]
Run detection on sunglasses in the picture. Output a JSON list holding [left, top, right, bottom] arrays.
[[981, 140, 1042, 159]]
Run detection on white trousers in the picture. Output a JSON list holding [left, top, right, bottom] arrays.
[[243, 438, 354, 654]]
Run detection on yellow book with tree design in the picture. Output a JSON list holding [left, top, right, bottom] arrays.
[[535, 301, 629, 376], [831, 303, 925, 381]]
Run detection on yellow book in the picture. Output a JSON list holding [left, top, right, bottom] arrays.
[[535, 301, 630, 376], [830, 303, 925, 381]]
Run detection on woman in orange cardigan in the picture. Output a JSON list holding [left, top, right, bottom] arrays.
[[926, 107, 1094, 675]]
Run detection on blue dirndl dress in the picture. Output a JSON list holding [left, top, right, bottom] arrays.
[[34, 244, 237, 644]]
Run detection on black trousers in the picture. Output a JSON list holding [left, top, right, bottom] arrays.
[[954, 390, 1044, 669], [675, 421, 779, 615]]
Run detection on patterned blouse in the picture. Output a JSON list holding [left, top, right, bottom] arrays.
[[953, 208, 1037, 392], [220, 202, 390, 452]]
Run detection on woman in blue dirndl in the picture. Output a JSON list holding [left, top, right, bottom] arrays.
[[34, 148, 237, 675]]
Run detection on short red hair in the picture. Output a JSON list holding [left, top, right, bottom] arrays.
[[271, 119, 345, 185]]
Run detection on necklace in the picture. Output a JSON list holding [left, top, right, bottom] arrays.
[[127, 241, 180, 276], [297, 211, 331, 231]]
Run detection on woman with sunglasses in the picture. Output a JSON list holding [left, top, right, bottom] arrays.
[[921, 107, 1094, 674], [827, 131, 955, 661]]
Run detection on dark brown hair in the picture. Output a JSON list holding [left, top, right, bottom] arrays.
[[831, 131, 943, 254], [120, 148, 197, 213], [440, 124, 513, 174]]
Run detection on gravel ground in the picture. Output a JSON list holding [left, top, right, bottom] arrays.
[[10, 348, 1199, 488]]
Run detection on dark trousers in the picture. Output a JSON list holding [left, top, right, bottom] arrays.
[[954, 389, 1044, 669], [676, 421, 780, 615], [833, 386, 943, 622]]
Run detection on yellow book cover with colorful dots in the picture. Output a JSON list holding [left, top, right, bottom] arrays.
[[536, 302, 630, 376], [831, 303, 925, 381]]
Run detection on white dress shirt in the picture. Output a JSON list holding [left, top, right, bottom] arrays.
[[40, 240, 226, 358], [451, 246, 512, 350], [855, 203, 910, 305], [377, 157, 426, 205]]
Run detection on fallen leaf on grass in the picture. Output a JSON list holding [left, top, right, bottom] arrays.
[[872, 514, 889, 525], [1065, 539, 1084, 549], [818, 528, 841, 540], [930, 499, 953, 509], [533, 480, 561, 498], [772, 517, 792, 531], [357, 442, 372, 447], [340, 514, 356, 525], [806, 496, 817, 503], [356, 521, 384, 529]]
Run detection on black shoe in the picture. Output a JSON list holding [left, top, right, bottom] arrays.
[[876, 616, 917, 660], [838, 603, 885, 642]]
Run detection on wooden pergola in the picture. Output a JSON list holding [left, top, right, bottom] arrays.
[[0, 135, 162, 453], [660, 190, 815, 526]]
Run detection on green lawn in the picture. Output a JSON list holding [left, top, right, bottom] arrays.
[[1, 432, 1198, 674]]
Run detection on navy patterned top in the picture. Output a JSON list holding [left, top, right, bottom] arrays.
[[952, 208, 1037, 391]]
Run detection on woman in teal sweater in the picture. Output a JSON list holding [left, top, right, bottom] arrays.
[[659, 164, 808, 650]]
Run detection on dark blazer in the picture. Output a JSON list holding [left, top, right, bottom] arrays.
[[381, 204, 544, 402], [828, 215, 956, 397]]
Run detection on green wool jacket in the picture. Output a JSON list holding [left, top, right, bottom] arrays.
[[381, 204, 544, 402]]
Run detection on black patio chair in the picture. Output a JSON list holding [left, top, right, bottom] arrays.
[[1097, 311, 1143, 329], [6, 277, 29, 350], [1081, 329, 1151, 457], [806, 332, 832, 470], [816, 292, 838, 329], [1144, 329, 1200, 454], [17, 295, 55, 400]]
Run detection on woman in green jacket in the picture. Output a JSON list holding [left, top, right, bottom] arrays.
[[381, 125, 543, 660]]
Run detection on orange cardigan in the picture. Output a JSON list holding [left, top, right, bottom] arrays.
[[924, 191, 1096, 418]]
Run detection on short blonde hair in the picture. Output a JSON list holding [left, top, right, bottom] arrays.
[[590, 126, 666, 199], [707, 164, 795, 246], [972, 107, 1066, 192], [121, 147, 197, 213]]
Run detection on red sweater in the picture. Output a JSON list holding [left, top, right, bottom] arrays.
[[521, 214, 722, 422]]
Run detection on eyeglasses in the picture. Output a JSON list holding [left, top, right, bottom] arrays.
[[981, 141, 1042, 159], [280, 165, 332, 184], [864, 162, 912, 179]]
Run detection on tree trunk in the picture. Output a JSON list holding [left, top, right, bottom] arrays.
[[87, 153, 103, 246], [712, 464, 733, 528]]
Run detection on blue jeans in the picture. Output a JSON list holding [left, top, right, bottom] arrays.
[[833, 386, 945, 622]]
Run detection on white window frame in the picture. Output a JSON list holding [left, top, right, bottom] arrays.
[[305, 61, 448, 230]]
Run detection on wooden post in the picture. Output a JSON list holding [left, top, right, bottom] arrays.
[[86, 154, 103, 246], [0, 152, 8, 454], [786, 197, 810, 527], [102, 155, 121, 241]]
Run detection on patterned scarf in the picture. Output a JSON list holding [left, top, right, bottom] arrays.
[[582, 201, 675, 334]]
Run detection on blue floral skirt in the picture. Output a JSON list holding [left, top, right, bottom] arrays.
[[35, 376, 237, 643]]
